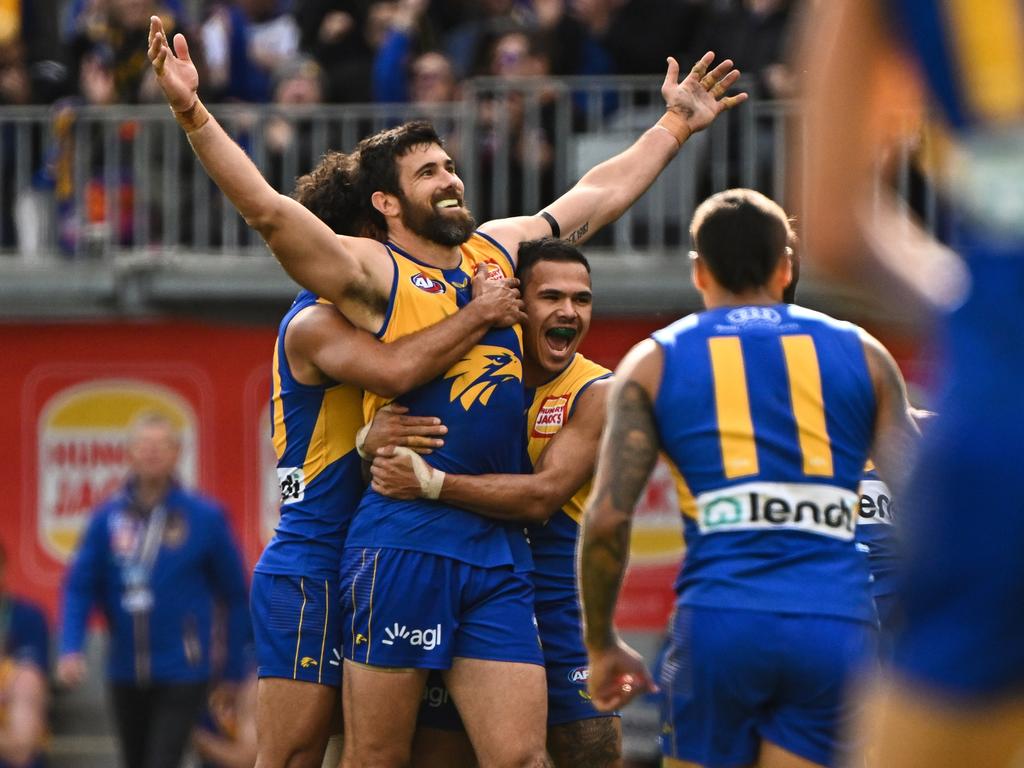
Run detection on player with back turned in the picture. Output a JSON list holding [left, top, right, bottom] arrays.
[[578, 189, 917, 768]]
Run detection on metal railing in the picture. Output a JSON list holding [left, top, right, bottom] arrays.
[[0, 76, 938, 259]]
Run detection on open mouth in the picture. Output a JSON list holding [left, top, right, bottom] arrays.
[[545, 327, 577, 353], [434, 198, 462, 209]]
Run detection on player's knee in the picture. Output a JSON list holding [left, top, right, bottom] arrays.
[[255, 744, 329, 768], [490, 745, 553, 768], [348, 741, 413, 768]]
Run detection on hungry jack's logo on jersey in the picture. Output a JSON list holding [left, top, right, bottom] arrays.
[[532, 395, 569, 437], [37, 380, 198, 562], [444, 345, 522, 410]]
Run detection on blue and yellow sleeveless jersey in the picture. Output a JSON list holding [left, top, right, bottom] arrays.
[[652, 304, 877, 622], [255, 290, 366, 578], [346, 232, 530, 569], [856, 461, 898, 599], [525, 354, 612, 604]]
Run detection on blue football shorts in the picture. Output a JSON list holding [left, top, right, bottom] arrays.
[[340, 546, 543, 669], [415, 591, 617, 730], [535, 594, 619, 726], [658, 605, 876, 768], [251, 572, 343, 686]]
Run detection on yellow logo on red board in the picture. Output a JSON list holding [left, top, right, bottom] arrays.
[[37, 380, 197, 562]]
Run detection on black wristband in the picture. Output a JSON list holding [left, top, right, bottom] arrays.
[[540, 211, 560, 239]]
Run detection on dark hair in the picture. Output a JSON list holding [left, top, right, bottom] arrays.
[[355, 121, 446, 233], [293, 150, 380, 239], [690, 189, 794, 295], [516, 237, 591, 287]]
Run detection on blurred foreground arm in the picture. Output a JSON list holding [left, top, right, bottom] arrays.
[[798, 0, 965, 318]]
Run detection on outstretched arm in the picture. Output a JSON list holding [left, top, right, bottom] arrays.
[[369, 379, 610, 520], [147, 16, 391, 332], [479, 53, 747, 252], [579, 339, 663, 711]]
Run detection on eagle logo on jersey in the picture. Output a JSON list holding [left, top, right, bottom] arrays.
[[445, 345, 523, 410]]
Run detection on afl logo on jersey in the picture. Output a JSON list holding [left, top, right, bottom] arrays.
[[532, 395, 569, 437], [726, 307, 781, 325], [411, 272, 447, 294]]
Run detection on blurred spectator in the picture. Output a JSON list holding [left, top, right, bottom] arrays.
[[372, 0, 456, 103], [0, 543, 49, 768], [529, 0, 613, 77], [694, 0, 797, 194], [443, 0, 531, 80], [41, 48, 142, 256], [409, 51, 457, 104], [263, 55, 326, 193], [584, 0, 709, 75], [474, 27, 557, 218], [293, 0, 377, 102], [200, 0, 299, 103], [57, 411, 250, 768], [66, 0, 181, 104], [695, 0, 796, 99]]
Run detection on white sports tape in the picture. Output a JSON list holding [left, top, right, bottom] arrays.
[[355, 423, 372, 460], [392, 447, 446, 500]]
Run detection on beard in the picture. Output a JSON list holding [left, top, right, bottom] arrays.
[[399, 193, 477, 247]]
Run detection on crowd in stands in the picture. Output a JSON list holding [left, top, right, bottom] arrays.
[[0, 0, 797, 255], [1, 0, 796, 108]]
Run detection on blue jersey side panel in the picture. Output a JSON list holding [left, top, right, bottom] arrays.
[[257, 291, 365, 578], [652, 305, 877, 622]]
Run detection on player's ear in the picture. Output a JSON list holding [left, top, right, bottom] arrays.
[[773, 248, 793, 297], [371, 190, 399, 219], [689, 250, 706, 292]]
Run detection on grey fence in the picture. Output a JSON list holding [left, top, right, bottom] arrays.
[[0, 76, 938, 259]]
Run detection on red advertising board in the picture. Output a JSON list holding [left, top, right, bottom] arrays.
[[0, 316, 924, 633], [1, 318, 676, 625]]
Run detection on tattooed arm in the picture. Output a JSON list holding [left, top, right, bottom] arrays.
[[580, 338, 664, 711], [478, 54, 746, 254]]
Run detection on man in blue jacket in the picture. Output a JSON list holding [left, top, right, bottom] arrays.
[[57, 411, 249, 768]]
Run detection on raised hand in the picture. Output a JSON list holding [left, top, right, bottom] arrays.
[[471, 263, 527, 328], [662, 52, 748, 134], [147, 15, 199, 112]]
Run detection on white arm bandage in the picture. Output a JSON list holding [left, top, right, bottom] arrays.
[[391, 447, 446, 500]]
